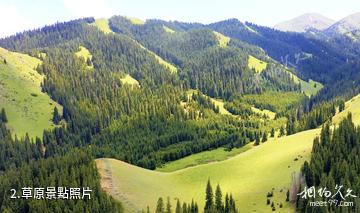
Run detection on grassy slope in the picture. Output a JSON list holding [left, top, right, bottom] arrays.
[[251, 106, 276, 119], [186, 90, 232, 116], [285, 69, 323, 96], [0, 47, 62, 139], [248, 55, 267, 73], [211, 98, 232, 115], [75, 46, 93, 69], [247, 54, 322, 96], [332, 94, 360, 125], [126, 17, 145, 25], [163, 26, 175, 33], [97, 94, 360, 212], [242, 91, 305, 113], [152, 53, 178, 74], [299, 79, 324, 97], [90, 18, 113, 34], [187, 89, 277, 120], [244, 24, 259, 34], [75, 46, 92, 60], [97, 129, 316, 212], [156, 143, 253, 172], [120, 74, 140, 87], [213, 31, 230, 47]]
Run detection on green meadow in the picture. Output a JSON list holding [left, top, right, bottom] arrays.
[[213, 31, 230, 47], [248, 55, 267, 73], [90, 18, 113, 34], [120, 74, 140, 87], [163, 26, 176, 33], [126, 17, 145, 25], [285, 69, 323, 96], [75, 45, 94, 69], [242, 91, 306, 113], [156, 143, 253, 172], [251, 106, 276, 120], [0, 47, 62, 139], [299, 79, 323, 97], [97, 129, 317, 212]]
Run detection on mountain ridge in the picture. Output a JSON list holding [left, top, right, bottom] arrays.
[[325, 12, 360, 35], [274, 13, 335, 33]]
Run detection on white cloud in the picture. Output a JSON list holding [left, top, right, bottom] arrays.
[[63, 0, 113, 19], [0, 4, 37, 38]]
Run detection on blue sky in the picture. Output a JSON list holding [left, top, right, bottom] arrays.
[[1, 0, 359, 38]]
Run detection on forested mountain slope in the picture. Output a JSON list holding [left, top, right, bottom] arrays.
[[208, 19, 360, 101], [0, 17, 301, 170], [108, 16, 301, 99]]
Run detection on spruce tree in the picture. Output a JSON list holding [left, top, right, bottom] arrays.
[[270, 128, 275, 137], [204, 179, 214, 212], [175, 200, 182, 213], [339, 100, 345, 112], [86, 57, 92, 67], [1, 108, 7, 123], [286, 118, 295, 135], [166, 197, 171, 213], [229, 194, 236, 213], [286, 190, 290, 202], [224, 194, 230, 213], [215, 184, 223, 212], [156, 197, 165, 213], [254, 133, 260, 146], [261, 132, 268, 142], [182, 203, 187, 213], [52, 107, 61, 125], [279, 126, 285, 137], [191, 199, 195, 213]]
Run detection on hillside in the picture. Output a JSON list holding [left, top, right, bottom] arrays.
[[208, 18, 360, 100], [96, 129, 317, 212], [0, 47, 62, 139], [96, 93, 360, 212], [275, 13, 335, 33]]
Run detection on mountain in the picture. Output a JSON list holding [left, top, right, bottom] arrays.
[[325, 12, 360, 34], [274, 13, 335, 33]]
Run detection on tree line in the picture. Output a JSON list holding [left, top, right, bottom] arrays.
[[150, 180, 238, 213]]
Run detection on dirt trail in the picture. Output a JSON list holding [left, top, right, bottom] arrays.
[[97, 158, 140, 213]]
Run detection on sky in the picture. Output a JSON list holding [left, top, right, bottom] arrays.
[[0, 0, 359, 38]]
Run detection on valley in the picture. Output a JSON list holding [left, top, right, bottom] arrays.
[[96, 94, 360, 212]]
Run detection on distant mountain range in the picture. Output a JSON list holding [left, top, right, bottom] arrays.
[[275, 12, 360, 35], [274, 13, 335, 33], [325, 12, 360, 35]]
